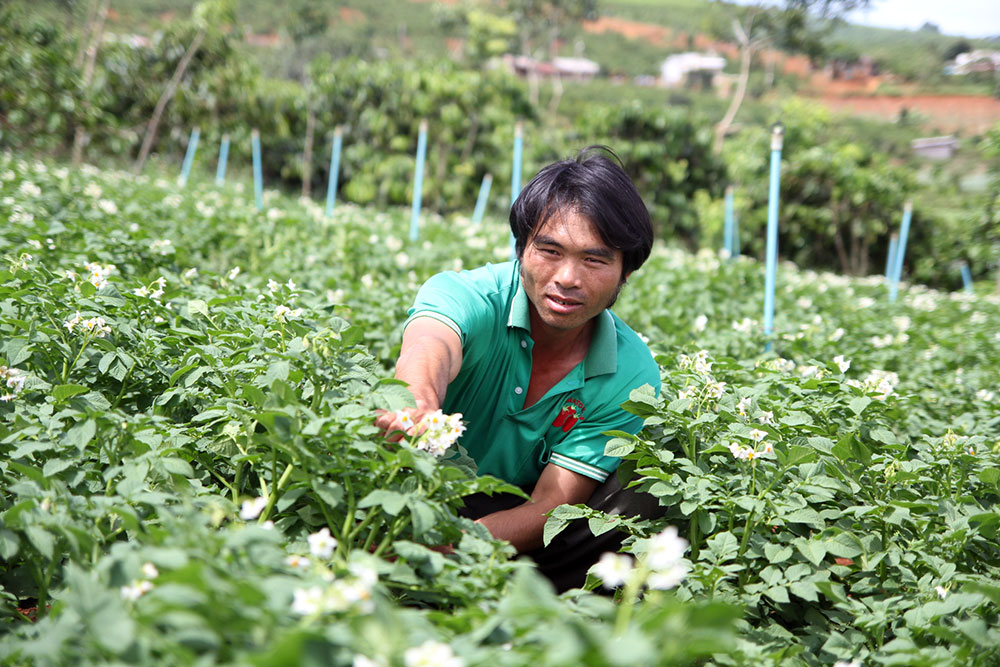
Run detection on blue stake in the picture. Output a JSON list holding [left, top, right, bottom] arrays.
[[251, 129, 263, 212], [733, 211, 741, 258], [510, 122, 523, 259], [762, 123, 784, 352], [179, 127, 200, 188], [888, 201, 913, 303], [472, 173, 493, 225], [723, 185, 735, 258], [960, 261, 974, 294], [885, 233, 899, 281], [325, 126, 343, 217], [409, 119, 428, 242], [215, 133, 230, 186]]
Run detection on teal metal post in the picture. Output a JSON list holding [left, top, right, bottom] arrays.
[[251, 129, 263, 211], [215, 133, 230, 186], [961, 261, 974, 294], [510, 121, 523, 259], [179, 127, 200, 188], [472, 173, 492, 225], [723, 185, 735, 258], [325, 126, 343, 218], [885, 233, 899, 281], [762, 123, 784, 352], [888, 201, 913, 303], [409, 119, 428, 242]]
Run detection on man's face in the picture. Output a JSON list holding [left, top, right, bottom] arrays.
[[520, 209, 625, 337]]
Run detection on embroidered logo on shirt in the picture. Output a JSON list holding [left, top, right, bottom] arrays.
[[552, 398, 585, 433]]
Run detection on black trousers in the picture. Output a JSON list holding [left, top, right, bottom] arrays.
[[457, 462, 665, 593]]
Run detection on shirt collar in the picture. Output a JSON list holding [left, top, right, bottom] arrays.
[[508, 269, 618, 379]]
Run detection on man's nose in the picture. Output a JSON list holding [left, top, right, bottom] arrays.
[[553, 260, 582, 288]]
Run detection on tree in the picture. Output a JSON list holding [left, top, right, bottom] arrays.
[[134, 0, 235, 174], [713, 0, 870, 154]]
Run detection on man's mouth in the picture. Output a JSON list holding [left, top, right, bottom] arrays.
[[546, 294, 583, 312]]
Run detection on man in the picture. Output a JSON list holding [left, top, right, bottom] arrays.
[[376, 147, 661, 590]]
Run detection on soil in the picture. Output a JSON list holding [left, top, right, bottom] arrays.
[[813, 94, 1000, 134]]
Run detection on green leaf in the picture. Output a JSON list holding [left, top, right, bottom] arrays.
[[52, 383, 89, 401], [188, 299, 209, 318], [311, 481, 342, 508], [764, 585, 790, 604], [0, 528, 20, 560], [358, 489, 406, 516], [794, 538, 827, 566], [779, 411, 813, 426], [825, 531, 863, 558], [706, 531, 738, 561], [869, 427, 897, 445], [782, 507, 825, 529], [604, 437, 635, 457], [763, 543, 793, 564], [42, 458, 74, 477], [789, 580, 819, 602], [849, 396, 871, 416], [543, 517, 569, 547], [979, 468, 1000, 487], [5, 338, 32, 366], [24, 525, 54, 559]]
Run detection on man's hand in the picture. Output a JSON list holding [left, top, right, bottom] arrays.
[[475, 464, 598, 553], [374, 317, 463, 440]]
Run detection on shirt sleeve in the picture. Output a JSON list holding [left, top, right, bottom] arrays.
[[403, 270, 497, 347], [549, 366, 661, 483]]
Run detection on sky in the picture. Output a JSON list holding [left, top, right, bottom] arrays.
[[845, 0, 1000, 39]]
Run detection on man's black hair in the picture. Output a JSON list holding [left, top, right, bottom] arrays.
[[510, 146, 653, 279]]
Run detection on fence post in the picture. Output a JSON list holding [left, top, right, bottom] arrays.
[[179, 127, 200, 188], [325, 126, 343, 218], [409, 119, 428, 242], [472, 173, 493, 225], [888, 201, 913, 303], [723, 185, 735, 258], [251, 129, 263, 212], [215, 133, 230, 186], [884, 233, 899, 281], [762, 123, 784, 352], [960, 261, 974, 294]]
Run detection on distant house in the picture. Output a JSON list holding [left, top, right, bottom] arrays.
[[659, 52, 726, 89], [911, 135, 959, 161], [951, 50, 1000, 75], [502, 54, 600, 80]]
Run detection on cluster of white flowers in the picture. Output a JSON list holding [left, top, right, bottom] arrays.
[[0, 366, 27, 402], [18, 181, 41, 198], [134, 277, 166, 300], [833, 355, 851, 374], [240, 496, 268, 520], [592, 525, 690, 591], [227, 266, 241, 281], [397, 410, 467, 457], [732, 317, 757, 335], [833, 660, 861, 667], [385, 236, 403, 252], [678, 350, 712, 375], [829, 327, 845, 342], [729, 438, 774, 462], [97, 199, 118, 215], [871, 334, 894, 349], [403, 640, 464, 667], [847, 370, 899, 401], [692, 314, 708, 332], [394, 252, 411, 268], [274, 304, 303, 322], [290, 562, 378, 617], [976, 389, 996, 402], [83, 182, 102, 198], [84, 261, 115, 289], [64, 312, 111, 337], [149, 239, 174, 255], [163, 193, 183, 208], [121, 562, 159, 601], [308, 527, 337, 560]]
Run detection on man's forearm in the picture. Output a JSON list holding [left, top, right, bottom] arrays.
[[476, 499, 562, 553], [394, 336, 455, 410]]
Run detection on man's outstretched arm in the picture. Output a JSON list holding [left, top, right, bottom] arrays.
[[375, 317, 463, 437], [476, 463, 599, 553]]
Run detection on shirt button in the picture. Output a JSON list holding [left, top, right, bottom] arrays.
[[514, 386, 523, 395], [521, 340, 527, 349]]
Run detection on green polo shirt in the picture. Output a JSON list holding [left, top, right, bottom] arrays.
[[403, 261, 660, 488]]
